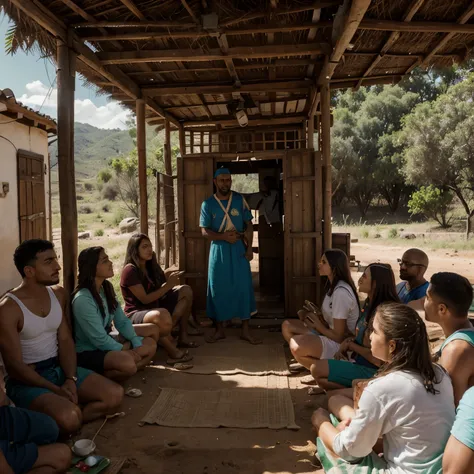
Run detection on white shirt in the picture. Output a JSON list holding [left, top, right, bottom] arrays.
[[321, 280, 359, 334], [333, 368, 455, 474]]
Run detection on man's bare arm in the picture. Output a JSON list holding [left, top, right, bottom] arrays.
[[0, 299, 61, 394], [443, 435, 474, 474], [54, 287, 77, 380], [439, 341, 473, 406]]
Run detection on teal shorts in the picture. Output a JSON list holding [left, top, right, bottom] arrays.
[[327, 359, 377, 388], [6, 357, 93, 409]]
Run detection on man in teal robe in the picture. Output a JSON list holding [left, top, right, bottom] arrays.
[[200, 168, 261, 344]]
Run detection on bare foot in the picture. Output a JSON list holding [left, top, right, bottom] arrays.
[[240, 333, 263, 345], [205, 330, 226, 343]]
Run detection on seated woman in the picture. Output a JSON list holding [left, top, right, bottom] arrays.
[[312, 303, 455, 474], [120, 233, 196, 365], [72, 247, 158, 382], [310, 264, 399, 390], [284, 250, 359, 369]]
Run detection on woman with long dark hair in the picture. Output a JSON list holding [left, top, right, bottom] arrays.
[[310, 264, 400, 389], [283, 249, 359, 369], [120, 233, 195, 365], [72, 247, 158, 381], [312, 303, 455, 473]]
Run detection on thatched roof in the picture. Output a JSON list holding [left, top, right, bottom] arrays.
[[2, 0, 474, 130]]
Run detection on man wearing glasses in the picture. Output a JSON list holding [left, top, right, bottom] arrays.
[[397, 248, 429, 308]]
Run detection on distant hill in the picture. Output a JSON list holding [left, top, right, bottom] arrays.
[[49, 123, 134, 178]]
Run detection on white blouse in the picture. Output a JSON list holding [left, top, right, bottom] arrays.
[[321, 280, 359, 334]]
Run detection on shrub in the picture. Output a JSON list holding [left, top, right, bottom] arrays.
[[388, 228, 398, 239], [98, 169, 113, 183], [84, 182, 94, 191], [361, 229, 369, 239], [79, 205, 92, 214], [102, 183, 119, 201], [408, 186, 454, 228], [102, 204, 110, 212], [95, 229, 104, 237], [76, 195, 84, 201]]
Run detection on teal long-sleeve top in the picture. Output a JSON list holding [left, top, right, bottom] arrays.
[[72, 288, 143, 353]]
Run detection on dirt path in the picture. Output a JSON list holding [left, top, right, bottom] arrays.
[[77, 330, 321, 474]]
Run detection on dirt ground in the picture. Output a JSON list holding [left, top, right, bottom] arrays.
[[77, 329, 324, 474]]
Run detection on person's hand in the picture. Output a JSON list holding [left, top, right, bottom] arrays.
[[311, 408, 331, 432], [59, 379, 78, 404], [121, 341, 132, 351], [129, 350, 142, 363], [336, 418, 352, 432], [339, 338, 354, 354], [334, 351, 348, 361], [245, 248, 253, 262], [167, 271, 181, 288], [224, 231, 239, 244]]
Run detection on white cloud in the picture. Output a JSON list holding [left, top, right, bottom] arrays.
[[18, 80, 131, 130]]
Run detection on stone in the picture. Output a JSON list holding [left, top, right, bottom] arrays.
[[401, 232, 416, 240], [78, 231, 92, 239], [374, 233, 382, 239], [119, 217, 139, 234]]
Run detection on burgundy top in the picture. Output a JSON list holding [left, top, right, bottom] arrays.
[[120, 264, 166, 315]]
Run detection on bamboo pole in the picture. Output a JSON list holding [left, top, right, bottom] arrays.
[[163, 119, 175, 267], [163, 174, 170, 269], [155, 172, 161, 263], [57, 40, 78, 295], [321, 83, 331, 250], [136, 98, 148, 235]]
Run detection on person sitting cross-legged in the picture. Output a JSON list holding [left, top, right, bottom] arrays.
[[310, 263, 399, 391], [0, 239, 124, 435], [424, 272, 474, 405], [0, 386, 71, 474], [312, 303, 455, 474], [120, 233, 195, 365], [72, 247, 158, 382]]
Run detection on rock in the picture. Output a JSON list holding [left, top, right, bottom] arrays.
[[401, 233, 416, 240], [119, 217, 139, 234], [374, 233, 382, 239], [78, 231, 92, 239]]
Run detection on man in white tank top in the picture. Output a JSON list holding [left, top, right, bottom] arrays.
[[0, 239, 124, 436]]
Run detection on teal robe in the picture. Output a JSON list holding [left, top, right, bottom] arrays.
[[200, 192, 257, 322]]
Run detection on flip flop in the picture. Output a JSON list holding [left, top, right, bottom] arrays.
[[178, 341, 200, 348], [166, 352, 194, 366], [173, 363, 194, 371], [289, 362, 307, 374], [125, 388, 142, 398], [308, 387, 325, 396], [300, 375, 317, 385]]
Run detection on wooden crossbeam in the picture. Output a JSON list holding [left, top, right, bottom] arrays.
[[98, 43, 331, 65], [72, 20, 196, 28], [221, 1, 342, 27], [359, 18, 474, 34], [142, 80, 312, 96], [217, 33, 241, 87], [331, 75, 403, 89], [180, 0, 199, 23], [306, 8, 322, 77], [79, 21, 333, 41], [183, 115, 307, 128], [119, 0, 146, 20], [355, 0, 425, 89], [419, 2, 474, 69]]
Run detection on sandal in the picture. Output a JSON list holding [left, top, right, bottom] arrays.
[[289, 362, 308, 374], [308, 387, 325, 396], [173, 363, 194, 371], [166, 351, 194, 366], [125, 388, 142, 398], [178, 341, 200, 348]]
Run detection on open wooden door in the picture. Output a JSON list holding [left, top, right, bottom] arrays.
[[283, 150, 323, 317], [17, 150, 46, 242], [177, 155, 214, 312]]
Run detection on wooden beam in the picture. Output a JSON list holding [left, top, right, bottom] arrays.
[[355, 0, 426, 89], [136, 98, 148, 235], [331, 75, 403, 89], [163, 119, 176, 267], [307, 7, 322, 77], [321, 84, 331, 250], [60, 0, 96, 22], [420, 2, 474, 68], [80, 21, 333, 41], [180, 0, 199, 23], [183, 115, 307, 127], [98, 43, 332, 64], [0, 99, 57, 131], [57, 40, 78, 295], [119, 0, 146, 20], [359, 18, 474, 34], [217, 33, 241, 87], [72, 20, 196, 28], [221, 1, 342, 27], [143, 80, 311, 96], [318, 0, 371, 84]]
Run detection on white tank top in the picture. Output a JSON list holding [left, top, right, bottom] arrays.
[[6, 287, 62, 364]]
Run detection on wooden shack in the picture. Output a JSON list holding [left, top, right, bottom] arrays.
[[3, 0, 474, 316]]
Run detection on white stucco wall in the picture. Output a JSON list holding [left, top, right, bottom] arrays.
[[0, 114, 51, 295]]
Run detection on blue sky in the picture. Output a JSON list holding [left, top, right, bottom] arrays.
[[0, 13, 130, 129]]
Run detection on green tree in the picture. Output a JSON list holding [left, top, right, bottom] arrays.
[[408, 186, 454, 228], [109, 153, 141, 217], [401, 74, 474, 236]]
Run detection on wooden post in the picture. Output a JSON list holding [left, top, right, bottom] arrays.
[[307, 114, 315, 150], [178, 123, 186, 156], [136, 98, 148, 235], [155, 172, 161, 263], [321, 83, 332, 250], [163, 175, 170, 269], [57, 40, 77, 295], [163, 119, 176, 267]]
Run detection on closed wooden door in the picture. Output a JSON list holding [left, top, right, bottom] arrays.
[[18, 150, 46, 242], [283, 150, 323, 317], [177, 155, 214, 311]]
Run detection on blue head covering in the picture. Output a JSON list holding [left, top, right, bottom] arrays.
[[214, 168, 231, 178]]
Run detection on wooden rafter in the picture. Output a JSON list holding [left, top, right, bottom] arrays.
[[419, 2, 474, 69], [183, 115, 307, 128], [217, 33, 241, 87], [331, 75, 403, 89], [360, 18, 474, 34], [355, 0, 425, 89], [119, 0, 146, 20], [142, 80, 311, 96], [306, 8, 322, 77], [98, 43, 332, 65], [72, 20, 196, 28], [180, 0, 199, 23]]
